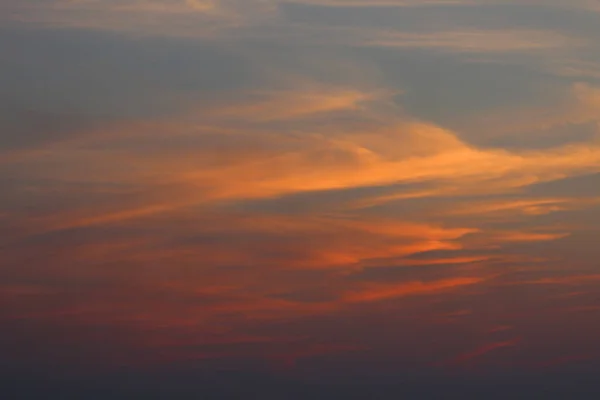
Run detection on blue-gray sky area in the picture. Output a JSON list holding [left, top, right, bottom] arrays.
[[2, 1, 600, 398]]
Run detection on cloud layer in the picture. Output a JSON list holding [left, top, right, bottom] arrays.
[[2, 0, 600, 379]]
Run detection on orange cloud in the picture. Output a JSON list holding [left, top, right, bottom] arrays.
[[343, 277, 484, 303], [4, 0, 600, 375], [204, 87, 386, 122], [489, 231, 571, 243], [449, 198, 580, 217], [356, 28, 576, 53], [8, 82, 600, 220], [439, 338, 521, 367], [528, 275, 600, 285], [459, 83, 600, 139]]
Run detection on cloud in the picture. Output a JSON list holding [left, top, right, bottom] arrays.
[[455, 83, 600, 143], [1, 0, 275, 38], [3, 2, 600, 372], [343, 277, 484, 303], [447, 198, 598, 217], [203, 86, 386, 122], [1, 0, 594, 60], [349, 28, 577, 53], [439, 338, 521, 366], [5, 80, 600, 237], [526, 274, 600, 285]]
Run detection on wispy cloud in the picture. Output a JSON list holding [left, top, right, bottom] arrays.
[[3, 0, 600, 375]]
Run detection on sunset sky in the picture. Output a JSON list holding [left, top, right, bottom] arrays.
[[2, 0, 600, 398]]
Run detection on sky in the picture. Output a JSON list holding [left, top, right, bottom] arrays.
[[2, 0, 600, 398]]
